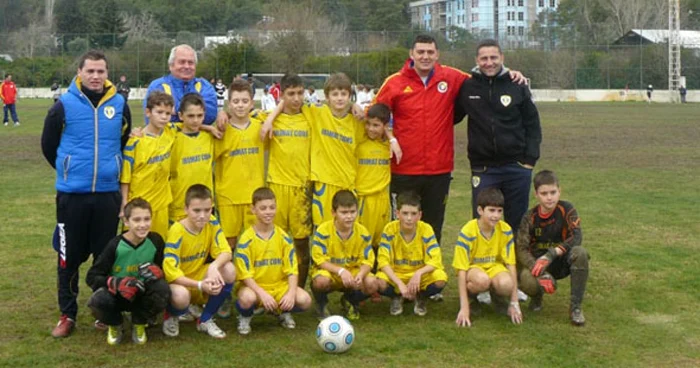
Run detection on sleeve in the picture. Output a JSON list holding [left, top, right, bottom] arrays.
[[519, 86, 541, 166], [86, 236, 120, 291], [208, 218, 231, 259], [149, 232, 166, 267], [234, 235, 254, 281], [41, 101, 65, 169], [311, 228, 331, 267], [422, 226, 444, 269], [453, 83, 469, 125], [121, 137, 138, 184], [360, 230, 375, 268], [121, 103, 132, 149], [163, 231, 184, 283], [0, 82, 4, 100], [282, 233, 298, 276], [500, 225, 516, 266], [453, 226, 474, 271], [199, 80, 219, 125], [377, 227, 393, 270], [560, 204, 582, 254], [515, 211, 537, 269]]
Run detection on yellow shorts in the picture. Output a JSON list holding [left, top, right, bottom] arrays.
[[376, 268, 448, 291], [218, 204, 255, 238], [183, 265, 211, 305], [312, 182, 347, 227], [469, 264, 509, 279], [269, 182, 312, 239], [236, 281, 291, 305], [124, 207, 169, 240], [358, 190, 391, 247], [311, 268, 373, 291]]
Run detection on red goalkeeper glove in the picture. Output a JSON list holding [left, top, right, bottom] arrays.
[[107, 276, 145, 302], [537, 274, 557, 294], [531, 249, 557, 277], [138, 262, 164, 284]]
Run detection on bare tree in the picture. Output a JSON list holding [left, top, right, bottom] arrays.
[[121, 11, 165, 43], [602, 0, 667, 37]]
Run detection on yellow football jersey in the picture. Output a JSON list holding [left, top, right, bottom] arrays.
[[234, 226, 297, 288], [213, 117, 266, 205], [303, 104, 365, 189], [121, 127, 175, 210], [355, 138, 391, 196], [378, 220, 444, 274], [268, 112, 311, 187], [452, 219, 515, 271], [311, 220, 374, 270], [169, 129, 214, 216], [163, 216, 230, 283]]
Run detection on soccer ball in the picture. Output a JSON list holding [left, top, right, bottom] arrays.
[[316, 315, 355, 354]]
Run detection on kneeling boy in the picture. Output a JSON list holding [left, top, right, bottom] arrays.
[[234, 187, 312, 335], [311, 190, 378, 320], [162, 184, 235, 339], [376, 192, 447, 316], [86, 198, 170, 345]]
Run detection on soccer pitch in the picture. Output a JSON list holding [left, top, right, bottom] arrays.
[[0, 100, 698, 367]]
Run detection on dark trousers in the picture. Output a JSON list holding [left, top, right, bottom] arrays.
[[471, 163, 532, 232], [3, 103, 19, 123], [390, 173, 451, 243], [87, 279, 171, 325], [518, 246, 590, 307], [54, 191, 121, 319]]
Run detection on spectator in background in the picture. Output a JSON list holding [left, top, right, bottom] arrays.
[[51, 81, 61, 103], [1, 74, 20, 126], [116, 75, 131, 101], [269, 81, 281, 103], [305, 86, 319, 104], [215, 78, 227, 111], [646, 84, 653, 103], [680, 85, 687, 103], [261, 87, 276, 112]]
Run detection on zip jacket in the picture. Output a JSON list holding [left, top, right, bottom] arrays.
[[0, 80, 17, 104], [144, 74, 217, 125]]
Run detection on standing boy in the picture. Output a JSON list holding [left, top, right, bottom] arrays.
[[1, 74, 20, 126], [311, 190, 377, 320], [516, 170, 589, 326], [376, 192, 447, 316], [454, 188, 523, 328], [162, 184, 235, 339], [120, 91, 176, 239], [86, 198, 170, 345], [234, 187, 312, 335]]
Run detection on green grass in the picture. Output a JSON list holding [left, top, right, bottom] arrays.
[[1, 100, 699, 367]]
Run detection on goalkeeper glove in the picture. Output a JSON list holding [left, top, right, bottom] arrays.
[[138, 262, 164, 284], [107, 276, 145, 302], [537, 274, 557, 294], [531, 249, 557, 277]]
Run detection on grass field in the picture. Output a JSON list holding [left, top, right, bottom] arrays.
[[0, 99, 699, 368]]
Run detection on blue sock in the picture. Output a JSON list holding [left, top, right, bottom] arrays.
[[200, 283, 233, 323], [235, 300, 255, 317], [379, 286, 399, 298], [313, 290, 329, 309], [346, 290, 369, 305], [420, 283, 444, 298], [166, 304, 189, 317]]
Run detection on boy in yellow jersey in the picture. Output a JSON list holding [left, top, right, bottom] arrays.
[[376, 192, 447, 316], [310, 190, 377, 320], [214, 79, 266, 249], [120, 92, 176, 239], [234, 188, 312, 335], [265, 74, 313, 288], [162, 184, 235, 339], [168, 93, 214, 223], [454, 188, 523, 328], [356, 103, 392, 248]]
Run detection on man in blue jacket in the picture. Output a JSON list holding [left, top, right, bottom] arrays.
[[41, 50, 132, 338]]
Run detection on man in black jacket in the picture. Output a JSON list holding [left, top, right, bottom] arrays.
[[455, 39, 542, 232]]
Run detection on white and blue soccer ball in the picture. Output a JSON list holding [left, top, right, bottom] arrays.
[[316, 315, 355, 354]]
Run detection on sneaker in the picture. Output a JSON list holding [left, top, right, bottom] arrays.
[[162, 315, 179, 337], [217, 297, 232, 319], [570, 306, 586, 326], [3, 122, 7, 126], [316, 303, 331, 319], [278, 312, 296, 329], [179, 304, 202, 322], [237, 315, 252, 335], [340, 295, 360, 320], [197, 318, 226, 339], [94, 320, 107, 331], [132, 324, 147, 344], [414, 297, 428, 316], [529, 293, 543, 312], [51, 315, 75, 338], [107, 325, 123, 345], [390, 297, 404, 316], [13, 122, 19, 126], [429, 292, 444, 302]]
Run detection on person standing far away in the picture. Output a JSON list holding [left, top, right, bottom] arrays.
[[1, 74, 20, 126], [116, 75, 131, 101]]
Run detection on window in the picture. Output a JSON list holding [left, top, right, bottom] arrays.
[[518, 0, 523, 6], [539, 0, 544, 6], [472, 0, 479, 7], [518, 26, 524, 36], [518, 12, 524, 21], [550, 0, 556, 7], [507, 26, 514, 35], [472, 13, 479, 22]]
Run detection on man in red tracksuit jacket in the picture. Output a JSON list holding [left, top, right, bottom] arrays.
[[1, 74, 20, 126]]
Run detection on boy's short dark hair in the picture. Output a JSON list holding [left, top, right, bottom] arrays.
[[281, 74, 304, 91], [146, 91, 175, 110], [476, 187, 505, 209], [533, 170, 559, 190], [412, 35, 438, 50], [324, 73, 352, 97], [229, 79, 253, 98], [185, 184, 212, 206], [397, 192, 421, 211], [252, 187, 276, 205], [476, 39, 502, 54], [179, 93, 205, 113], [124, 198, 152, 219], [78, 50, 108, 69], [367, 103, 391, 124], [332, 190, 358, 211]]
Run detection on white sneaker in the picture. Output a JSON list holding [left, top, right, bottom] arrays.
[[3, 122, 7, 126], [278, 312, 296, 329], [162, 316, 179, 337], [13, 122, 19, 126], [237, 315, 252, 335], [390, 297, 404, 316], [197, 318, 226, 339], [179, 304, 203, 322], [414, 297, 428, 316]]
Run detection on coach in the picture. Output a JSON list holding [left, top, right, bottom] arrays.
[[41, 50, 131, 337], [454, 39, 542, 231], [144, 44, 221, 124]]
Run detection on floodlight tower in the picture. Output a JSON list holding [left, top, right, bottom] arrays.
[[669, 0, 681, 102]]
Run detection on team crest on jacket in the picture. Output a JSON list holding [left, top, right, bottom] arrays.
[[104, 106, 115, 119], [437, 81, 448, 93], [472, 175, 480, 188], [500, 95, 512, 107]]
